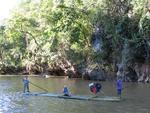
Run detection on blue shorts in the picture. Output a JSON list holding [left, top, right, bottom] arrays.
[[117, 89, 122, 95]]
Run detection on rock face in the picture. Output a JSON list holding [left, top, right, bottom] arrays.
[[89, 68, 106, 81], [116, 63, 150, 83], [134, 63, 150, 83], [116, 64, 124, 79], [82, 65, 106, 81], [124, 67, 138, 82], [116, 64, 138, 82]]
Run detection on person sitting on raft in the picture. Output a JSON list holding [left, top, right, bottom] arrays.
[[89, 82, 102, 97], [23, 76, 30, 93], [63, 85, 71, 96]]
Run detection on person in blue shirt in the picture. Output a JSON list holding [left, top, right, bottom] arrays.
[[116, 76, 123, 98], [23, 76, 30, 93], [63, 85, 70, 96]]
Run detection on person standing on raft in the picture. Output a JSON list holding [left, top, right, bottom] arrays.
[[23, 76, 30, 93], [116, 76, 123, 98]]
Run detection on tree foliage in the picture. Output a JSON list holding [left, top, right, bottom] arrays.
[[0, 0, 150, 74]]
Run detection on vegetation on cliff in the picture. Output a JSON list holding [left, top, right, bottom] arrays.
[[0, 0, 150, 81]]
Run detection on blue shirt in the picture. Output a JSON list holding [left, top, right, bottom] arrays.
[[63, 87, 69, 94], [117, 79, 122, 90], [23, 79, 29, 85]]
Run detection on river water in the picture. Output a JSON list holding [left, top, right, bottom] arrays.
[[0, 76, 150, 113]]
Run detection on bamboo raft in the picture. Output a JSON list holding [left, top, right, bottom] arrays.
[[23, 92, 121, 102]]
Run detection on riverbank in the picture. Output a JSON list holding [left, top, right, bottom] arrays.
[[0, 75, 38, 77], [0, 74, 68, 78]]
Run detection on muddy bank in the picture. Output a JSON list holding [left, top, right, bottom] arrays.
[[0, 64, 108, 80], [0, 63, 150, 83]]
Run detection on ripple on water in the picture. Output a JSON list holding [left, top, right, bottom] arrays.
[[0, 92, 29, 113]]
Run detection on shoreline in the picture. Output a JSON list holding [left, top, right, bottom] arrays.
[[0, 74, 68, 78]]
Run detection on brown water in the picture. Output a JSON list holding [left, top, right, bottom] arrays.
[[0, 76, 150, 113]]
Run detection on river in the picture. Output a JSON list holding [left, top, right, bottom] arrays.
[[0, 76, 150, 113]]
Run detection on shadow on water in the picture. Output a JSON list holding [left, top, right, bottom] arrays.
[[0, 76, 150, 113]]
